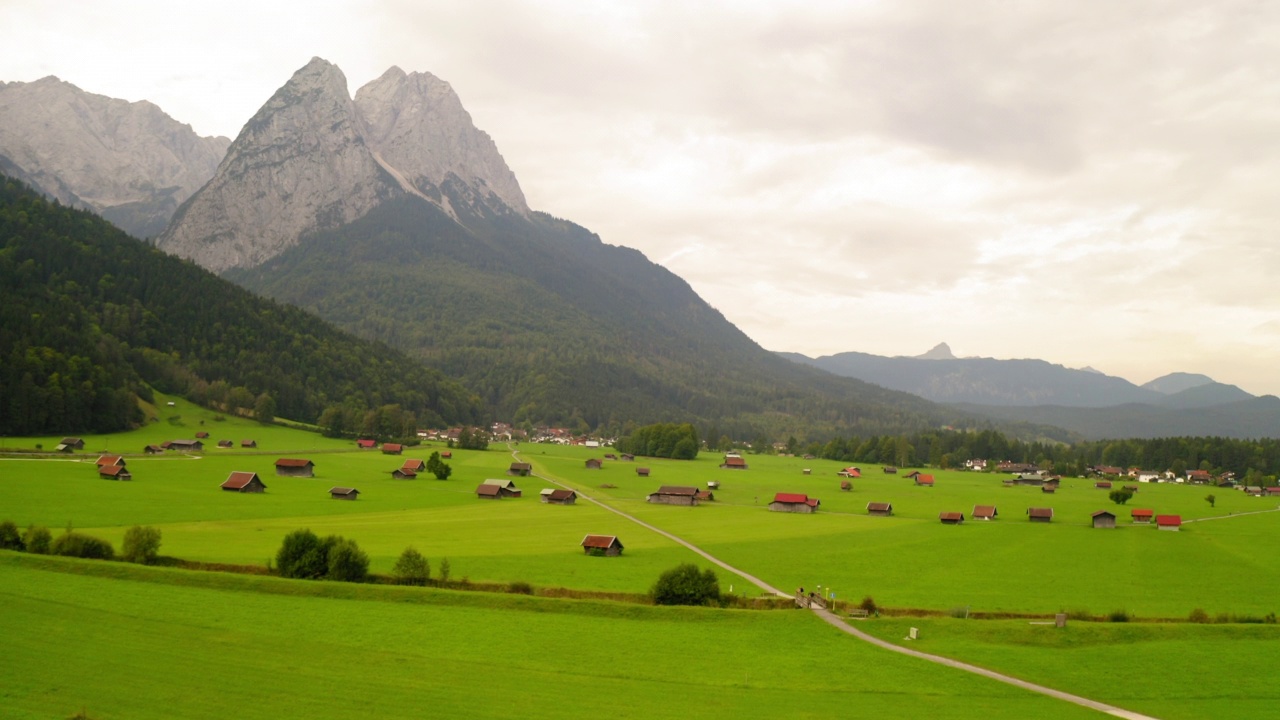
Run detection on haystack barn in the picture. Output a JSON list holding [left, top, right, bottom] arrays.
[[939, 512, 964, 525], [541, 489, 577, 505], [1131, 508, 1154, 523], [1027, 507, 1053, 523], [620, 453, 635, 461], [401, 459, 426, 472], [356, 439, 377, 449], [241, 440, 257, 448], [275, 459, 315, 477], [1041, 485, 1056, 494], [441, 451, 452, 459], [882, 466, 898, 474], [1156, 515, 1182, 531], [867, 502, 893, 516], [391, 468, 417, 479], [329, 487, 360, 500], [914, 474, 935, 487], [195, 431, 209, 439], [169, 439, 204, 452], [1091, 510, 1117, 529], [636, 467, 651, 477], [720, 456, 748, 470], [1265, 487, 1280, 497], [217, 440, 233, 448], [1014, 473, 1045, 486], [581, 534, 623, 556], [96, 455, 124, 468], [696, 490, 715, 502], [59, 437, 85, 450], [972, 505, 998, 520], [476, 483, 502, 499], [647, 486, 699, 506], [839, 467, 861, 478], [144, 445, 164, 454], [604, 454, 617, 460], [482, 478, 522, 497], [508, 462, 532, 476], [840, 480, 852, 491], [99, 465, 132, 480], [1095, 481, 1112, 489], [768, 489, 819, 512], [221, 472, 266, 493], [584, 458, 603, 469], [381, 443, 402, 455]]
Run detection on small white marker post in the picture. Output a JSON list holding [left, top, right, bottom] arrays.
[[907, 627, 919, 641]]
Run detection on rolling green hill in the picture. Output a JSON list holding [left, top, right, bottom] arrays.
[[0, 176, 483, 435]]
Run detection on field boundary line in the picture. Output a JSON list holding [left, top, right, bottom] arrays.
[[809, 607, 1161, 720], [509, 446, 788, 597], [1185, 507, 1280, 523]]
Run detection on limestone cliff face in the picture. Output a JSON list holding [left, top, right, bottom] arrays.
[[158, 58, 531, 272], [355, 66, 529, 217], [157, 58, 399, 272], [0, 76, 229, 238]]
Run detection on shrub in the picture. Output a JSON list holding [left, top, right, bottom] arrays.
[[51, 531, 114, 560], [275, 529, 328, 579], [0, 520, 24, 550], [651, 563, 721, 606], [23, 525, 52, 554], [438, 557, 451, 584], [1188, 608, 1210, 623], [1109, 489, 1134, 505], [1066, 608, 1094, 621], [120, 525, 162, 564], [507, 581, 534, 595], [859, 596, 879, 614], [1108, 609, 1130, 623], [326, 538, 369, 583], [392, 546, 429, 586]]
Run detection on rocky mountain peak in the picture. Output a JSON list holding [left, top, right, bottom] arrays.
[[916, 342, 956, 360], [0, 75, 229, 238]]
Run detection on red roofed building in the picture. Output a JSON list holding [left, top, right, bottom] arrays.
[[839, 467, 861, 478], [391, 468, 417, 479], [939, 512, 965, 525], [99, 465, 132, 480], [647, 486, 699, 506], [769, 493, 820, 513], [96, 455, 124, 468], [381, 443, 403, 455], [1131, 508, 1154, 523], [914, 474, 935, 487], [581, 534, 623, 556], [867, 502, 893, 516], [720, 456, 748, 470], [1027, 507, 1053, 522], [1156, 514, 1182, 531], [356, 439, 377, 449], [274, 458, 315, 477], [476, 483, 503, 499], [973, 505, 998, 520], [221, 472, 266, 493]]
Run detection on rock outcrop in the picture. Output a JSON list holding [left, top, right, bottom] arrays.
[[0, 76, 229, 238], [158, 58, 530, 272]]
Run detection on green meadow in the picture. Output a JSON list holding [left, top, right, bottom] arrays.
[[4, 400, 1279, 718], [0, 553, 1104, 720]]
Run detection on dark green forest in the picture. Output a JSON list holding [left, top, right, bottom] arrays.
[[0, 176, 483, 435], [615, 422, 700, 460], [229, 193, 1021, 440]]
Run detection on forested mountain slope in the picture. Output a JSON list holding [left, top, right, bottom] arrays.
[[0, 176, 483, 435]]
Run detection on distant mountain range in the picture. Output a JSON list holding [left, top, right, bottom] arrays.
[[781, 343, 1276, 439]]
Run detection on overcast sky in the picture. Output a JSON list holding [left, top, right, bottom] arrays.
[[4, 0, 1279, 395]]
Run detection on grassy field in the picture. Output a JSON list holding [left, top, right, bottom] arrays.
[[0, 553, 1106, 720], [855, 616, 1280, 720]]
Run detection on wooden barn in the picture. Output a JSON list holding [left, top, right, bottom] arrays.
[[169, 439, 203, 452], [540, 489, 577, 505], [441, 451, 452, 459], [939, 511, 965, 525], [720, 456, 748, 470], [882, 466, 898, 474], [620, 453, 635, 461], [381, 443, 403, 455], [1131, 508, 1154, 523], [275, 458, 315, 477], [356, 439, 377, 449], [972, 505, 998, 521], [1156, 514, 1182, 531], [1014, 472, 1046, 486], [636, 467, 651, 477], [144, 445, 164, 454], [840, 480, 852, 491], [221, 472, 266, 493], [765, 491, 813, 510], [914, 474, 935, 487], [481, 478, 522, 497], [584, 458, 603, 469], [391, 468, 417, 479], [604, 454, 618, 460], [99, 465, 132, 480], [58, 437, 85, 451], [476, 483, 503, 499], [1095, 481, 1112, 489], [1091, 510, 1117, 529], [401, 459, 427, 473], [217, 440, 233, 448], [1027, 507, 1053, 523], [241, 440, 257, 448], [581, 534, 624, 556], [1041, 485, 1056, 494], [838, 467, 862, 478], [329, 487, 360, 500], [96, 455, 124, 468], [695, 490, 715, 502], [1266, 487, 1280, 497], [508, 462, 532, 476], [867, 502, 893, 517], [647, 486, 699, 506], [195, 431, 209, 439]]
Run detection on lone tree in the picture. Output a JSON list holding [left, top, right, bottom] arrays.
[[426, 451, 452, 480], [651, 563, 721, 606], [392, 546, 430, 586], [275, 529, 329, 579], [1109, 488, 1134, 505], [326, 537, 370, 583], [121, 525, 162, 564], [1205, 494, 1216, 508]]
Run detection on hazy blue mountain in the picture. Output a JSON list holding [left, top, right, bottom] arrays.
[[951, 396, 1280, 440], [1142, 372, 1215, 395]]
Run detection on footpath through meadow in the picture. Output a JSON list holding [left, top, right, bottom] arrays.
[[511, 445, 1162, 720]]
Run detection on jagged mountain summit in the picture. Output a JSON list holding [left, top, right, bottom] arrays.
[[158, 58, 526, 271], [914, 342, 956, 360], [0, 76, 229, 238]]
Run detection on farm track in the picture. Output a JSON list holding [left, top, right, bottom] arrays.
[[511, 445, 1161, 720]]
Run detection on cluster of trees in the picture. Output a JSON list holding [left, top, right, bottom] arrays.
[[317, 403, 419, 441], [425, 451, 452, 480], [0, 176, 484, 436], [275, 529, 369, 583], [0, 521, 160, 563], [452, 427, 489, 451], [615, 423, 699, 460]]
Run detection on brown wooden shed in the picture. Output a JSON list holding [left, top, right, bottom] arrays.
[[381, 443, 403, 455], [275, 458, 315, 477], [401, 459, 427, 472], [636, 467, 651, 477], [541, 489, 578, 505], [1027, 507, 1053, 522], [939, 511, 965, 525], [973, 505, 998, 520], [508, 462, 532, 476], [769, 493, 819, 513], [96, 455, 124, 468], [99, 465, 132, 481], [391, 468, 417, 479], [1131, 508, 1154, 523], [1091, 510, 1117, 529], [646, 485, 699, 506], [329, 487, 360, 500], [221, 472, 266, 493], [584, 458, 603, 469], [481, 479, 522, 497], [867, 502, 893, 517], [581, 534, 623, 556]]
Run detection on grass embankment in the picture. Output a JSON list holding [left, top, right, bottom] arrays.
[[0, 552, 1104, 720]]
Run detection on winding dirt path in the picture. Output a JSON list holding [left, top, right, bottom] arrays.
[[511, 445, 1162, 719]]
